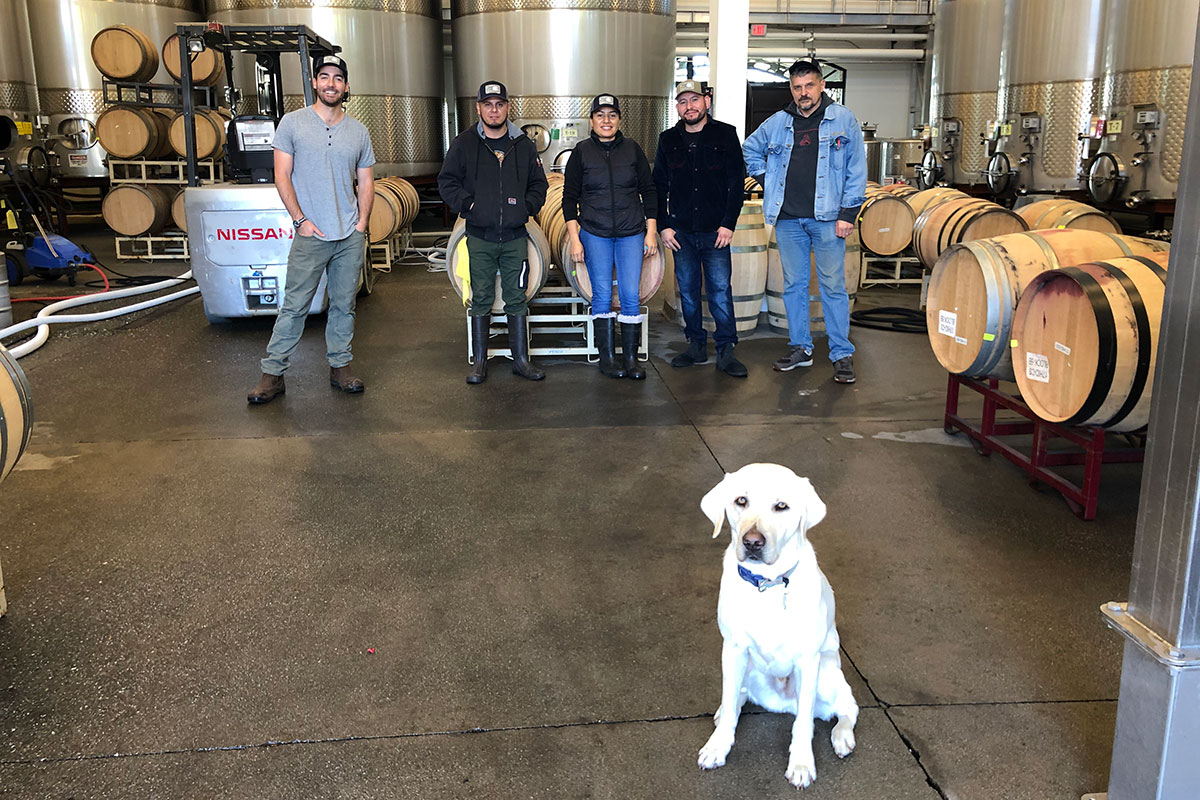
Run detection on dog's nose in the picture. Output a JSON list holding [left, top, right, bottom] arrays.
[[742, 528, 765, 551]]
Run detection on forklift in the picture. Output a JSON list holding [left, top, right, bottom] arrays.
[[176, 23, 374, 323]]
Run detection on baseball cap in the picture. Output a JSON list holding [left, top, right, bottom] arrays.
[[314, 54, 348, 81], [675, 80, 705, 99], [477, 81, 508, 102], [590, 93, 620, 116]]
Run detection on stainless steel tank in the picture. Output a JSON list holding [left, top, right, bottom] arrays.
[[206, 0, 443, 177], [924, 0, 1004, 187], [450, 0, 676, 171], [878, 138, 925, 183], [1087, 0, 1199, 205], [26, 0, 202, 179], [0, 0, 39, 132], [986, 0, 1106, 195]]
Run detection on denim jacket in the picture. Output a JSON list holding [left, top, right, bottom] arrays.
[[742, 100, 867, 226]]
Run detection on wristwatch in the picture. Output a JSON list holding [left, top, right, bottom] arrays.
[[292, 216, 307, 229]]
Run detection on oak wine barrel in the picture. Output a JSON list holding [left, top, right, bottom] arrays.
[[913, 197, 1028, 268], [925, 229, 1169, 380], [561, 235, 665, 309], [766, 226, 861, 336], [1011, 252, 1170, 431], [904, 186, 968, 219], [102, 184, 172, 236], [1017, 198, 1121, 234], [671, 202, 767, 334], [0, 343, 33, 483], [96, 106, 172, 159], [858, 190, 914, 255], [447, 218, 552, 313], [162, 34, 225, 86], [171, 188, 188, 232], [91, 25, 159, 83], [168, 108, 228, 160]]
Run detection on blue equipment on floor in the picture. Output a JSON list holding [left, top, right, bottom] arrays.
[[5, 234, 92, 286]]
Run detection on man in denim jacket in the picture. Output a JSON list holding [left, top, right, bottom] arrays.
[[743, 60, 866, 384]]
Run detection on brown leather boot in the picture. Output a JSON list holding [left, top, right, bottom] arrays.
[[247, 373, 285, 404], [330, 365, 365, 393]]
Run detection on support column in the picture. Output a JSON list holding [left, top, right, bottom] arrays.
[[1089, 11, 1200, 800], [709, 0, 748, 141]]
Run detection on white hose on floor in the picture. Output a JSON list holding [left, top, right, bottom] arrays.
[[0, 271, 198, 359]]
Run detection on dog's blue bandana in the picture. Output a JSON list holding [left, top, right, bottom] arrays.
[[738, 562, 799, 592]]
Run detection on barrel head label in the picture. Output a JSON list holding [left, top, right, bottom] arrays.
[[1026, 352, 1050, 383], [1054, 341, 1071, 356], [938, 310, 957, 337], [954, 336, 967, 345]]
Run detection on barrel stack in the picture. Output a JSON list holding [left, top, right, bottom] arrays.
[[95, 25, 229, 258], [925, 229, 1169, 395]]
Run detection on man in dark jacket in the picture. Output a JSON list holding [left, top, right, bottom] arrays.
[[653, 81, 748, 377], [438, 81, 549, 384]]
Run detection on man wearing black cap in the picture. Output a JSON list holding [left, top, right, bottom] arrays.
[[438, 81, 549, 384], [248, 54, 376, 404], [653, 80, 748, 377]]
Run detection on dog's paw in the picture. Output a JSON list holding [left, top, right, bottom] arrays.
[[831, 724, 856, 758], [785, 759, 816, 788], [698, 730, 734, 770]]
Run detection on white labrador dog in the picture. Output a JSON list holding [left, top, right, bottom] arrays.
[[697, 463, 858, 789]]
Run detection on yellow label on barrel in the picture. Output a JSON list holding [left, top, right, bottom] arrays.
[[982, 333, 995, 341]]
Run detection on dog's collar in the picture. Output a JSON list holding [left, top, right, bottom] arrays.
[[737, 562, 798, 592]]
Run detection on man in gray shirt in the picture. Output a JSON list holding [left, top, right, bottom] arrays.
[[248, 54, 376, 404]]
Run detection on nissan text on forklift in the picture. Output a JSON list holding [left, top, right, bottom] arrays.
[[178, 22, 373, 324]]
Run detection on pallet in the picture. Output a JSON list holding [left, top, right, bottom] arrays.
[[108, 159, 223, 185], [468, 285, 649, 361], [859, 250, 926, 287], [115, 234, 189, 261], [943, 374, 1145, 520], [369, 227, 412, 270]]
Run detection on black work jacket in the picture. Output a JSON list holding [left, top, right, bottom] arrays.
[[437, 123, 548, 243], [561, 131, 657, 238], [653, 117, 745, 233]]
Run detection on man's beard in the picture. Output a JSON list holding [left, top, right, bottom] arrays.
[[318, 91, 345, 108], [483, 116, 507, 130], [683, 110, 703, 123]]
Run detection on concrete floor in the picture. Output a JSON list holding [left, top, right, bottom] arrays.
[[0, 227, 1142, 799]]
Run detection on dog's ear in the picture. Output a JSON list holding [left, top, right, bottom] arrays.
[[800, 477, 827, 530], [700, 473, 736, 538]]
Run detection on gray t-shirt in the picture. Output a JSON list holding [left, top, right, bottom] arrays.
[[273, 106, 376, 242]]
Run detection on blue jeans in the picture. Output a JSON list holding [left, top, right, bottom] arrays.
[[261, 229, 365, 375], [673, 230, 737, 348], [579, 229, 644, 321], [772, 218, 855, 362]]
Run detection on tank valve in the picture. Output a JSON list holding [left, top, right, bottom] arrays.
[[1125, 192, 1147, 209]]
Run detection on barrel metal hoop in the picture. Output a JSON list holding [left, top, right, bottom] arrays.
[[729, 245, 767, 254], [1058, 267, 1120, 426], [1092, 260, 1156, 429], [0, 348, 34, 478], [958, 240, 1007, 376], [1106, 233, 1134, 256], [1125, 254, 1168, 279]]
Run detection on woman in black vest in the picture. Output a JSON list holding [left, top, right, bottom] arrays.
[[562, 94, 658, 379]]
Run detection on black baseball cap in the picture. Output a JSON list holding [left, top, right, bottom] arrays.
[[590, 93, 620, 116], [477, 81, 508, 102], [314, 54, 348, 80]]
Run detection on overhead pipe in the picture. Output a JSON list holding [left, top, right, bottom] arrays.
[[677, 45, 926, 60], [676, 30, 927, 41]]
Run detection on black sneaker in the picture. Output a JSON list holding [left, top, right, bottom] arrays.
[[773, 347, 813, 372], [833, 356, 856, 384], [671, 339, 708, 368], [716, 346, 748, 378]]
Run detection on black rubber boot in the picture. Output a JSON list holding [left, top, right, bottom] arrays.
[[621, 321, 646, 380], [466, 314, 489, 385], [508, 315, 545, 381], [595, 317, 625, 378]]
